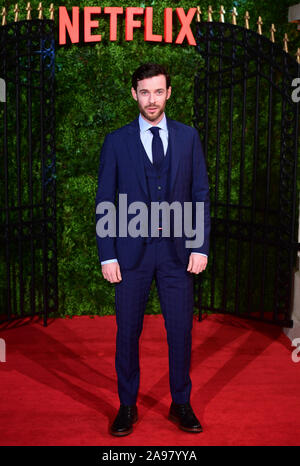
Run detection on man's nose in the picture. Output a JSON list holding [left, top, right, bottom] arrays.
[[148, 93, 156, 103]]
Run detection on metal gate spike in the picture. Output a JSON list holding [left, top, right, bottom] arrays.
[[207, 5, 213, 22], [270, 24, 276, 43], [1, 7, 7, 26], [283, 33, 289, 53], [26, 3, 32, 21], [14, 3, 20, 22], [257, 16, 263, 35], [49, 3, 54, 21], [37, 2, 43, 20], [244, 11, 250, 30], [219, 5, 225, 23], [231, 7, 238, 26]]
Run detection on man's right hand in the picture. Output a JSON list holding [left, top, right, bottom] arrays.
[[101, 262, 122, 283]]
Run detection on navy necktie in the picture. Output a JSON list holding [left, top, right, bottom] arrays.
[[149, 126, 164, 167]]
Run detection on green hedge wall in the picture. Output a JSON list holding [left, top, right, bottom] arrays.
[[1, 0, 299, 317]]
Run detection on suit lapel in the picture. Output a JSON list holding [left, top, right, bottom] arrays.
[[126, 117, 148, 198], [125, 116, 181, 199]]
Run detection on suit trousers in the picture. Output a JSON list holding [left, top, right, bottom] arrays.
[[114, 237, 194, 406]]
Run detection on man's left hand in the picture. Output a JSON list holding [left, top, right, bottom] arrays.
[[187, 254, 207, 274]]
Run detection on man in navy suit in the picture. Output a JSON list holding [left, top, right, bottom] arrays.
[[95, 63, 210, 436]]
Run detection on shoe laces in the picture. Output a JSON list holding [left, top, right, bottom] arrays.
[[120, 404, 136, 414], [174, 402, 192, 414]]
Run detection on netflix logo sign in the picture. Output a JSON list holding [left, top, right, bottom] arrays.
[[58, 6, 198, 46]]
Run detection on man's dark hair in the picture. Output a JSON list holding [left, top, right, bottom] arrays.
[[131, 63, 171, 91]]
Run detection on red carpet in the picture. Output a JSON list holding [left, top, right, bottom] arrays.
[[0, 313, 299, 446]]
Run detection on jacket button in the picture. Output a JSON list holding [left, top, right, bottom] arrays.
[[157, 186, 162, 190]]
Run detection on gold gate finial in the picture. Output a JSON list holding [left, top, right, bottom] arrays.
[[219, 5, 225, 23], [37, 2, 43, 20], [283, 33, 289, 53], [14, 3, 20, 22], [26, 3, 32, 20], [270, 24, 276, 43], [196, 6, 202, 22], [296, 48, 300, 64], [49, 3, 55, 21], [244, 11, 250, 29], [1, 7, 7, 26], [257, 16, 263, 35], [207, 5, 213, 22], [231, 7, 238, 25]]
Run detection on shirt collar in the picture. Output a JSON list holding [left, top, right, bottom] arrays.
[[138, 113, 168, 133]]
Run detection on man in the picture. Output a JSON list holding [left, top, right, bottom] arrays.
[[95, 63, 210, 436]]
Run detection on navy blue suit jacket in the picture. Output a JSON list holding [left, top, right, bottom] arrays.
[[95, 116, 211, 270]]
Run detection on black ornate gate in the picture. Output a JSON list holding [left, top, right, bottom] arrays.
[[193, 19, 299, 326], [0, 16, 57, 327]]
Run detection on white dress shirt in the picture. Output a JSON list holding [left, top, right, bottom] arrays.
[[100, 113, 207, 264]]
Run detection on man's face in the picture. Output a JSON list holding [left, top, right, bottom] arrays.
[[131, 74, 171, 124]]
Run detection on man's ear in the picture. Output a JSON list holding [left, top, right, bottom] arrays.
[[131, 87, 137, 101], [166, 86, 172, 100]]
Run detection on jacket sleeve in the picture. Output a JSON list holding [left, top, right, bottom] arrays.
[[190, 128, 211, 256], [95, 133, 118, 264]]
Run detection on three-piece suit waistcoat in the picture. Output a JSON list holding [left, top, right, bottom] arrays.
[[139, 136, 174, 242]]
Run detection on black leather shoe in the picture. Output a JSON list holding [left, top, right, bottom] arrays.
[[168, 402, 203, 433], [110, 404, 138, 436]]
